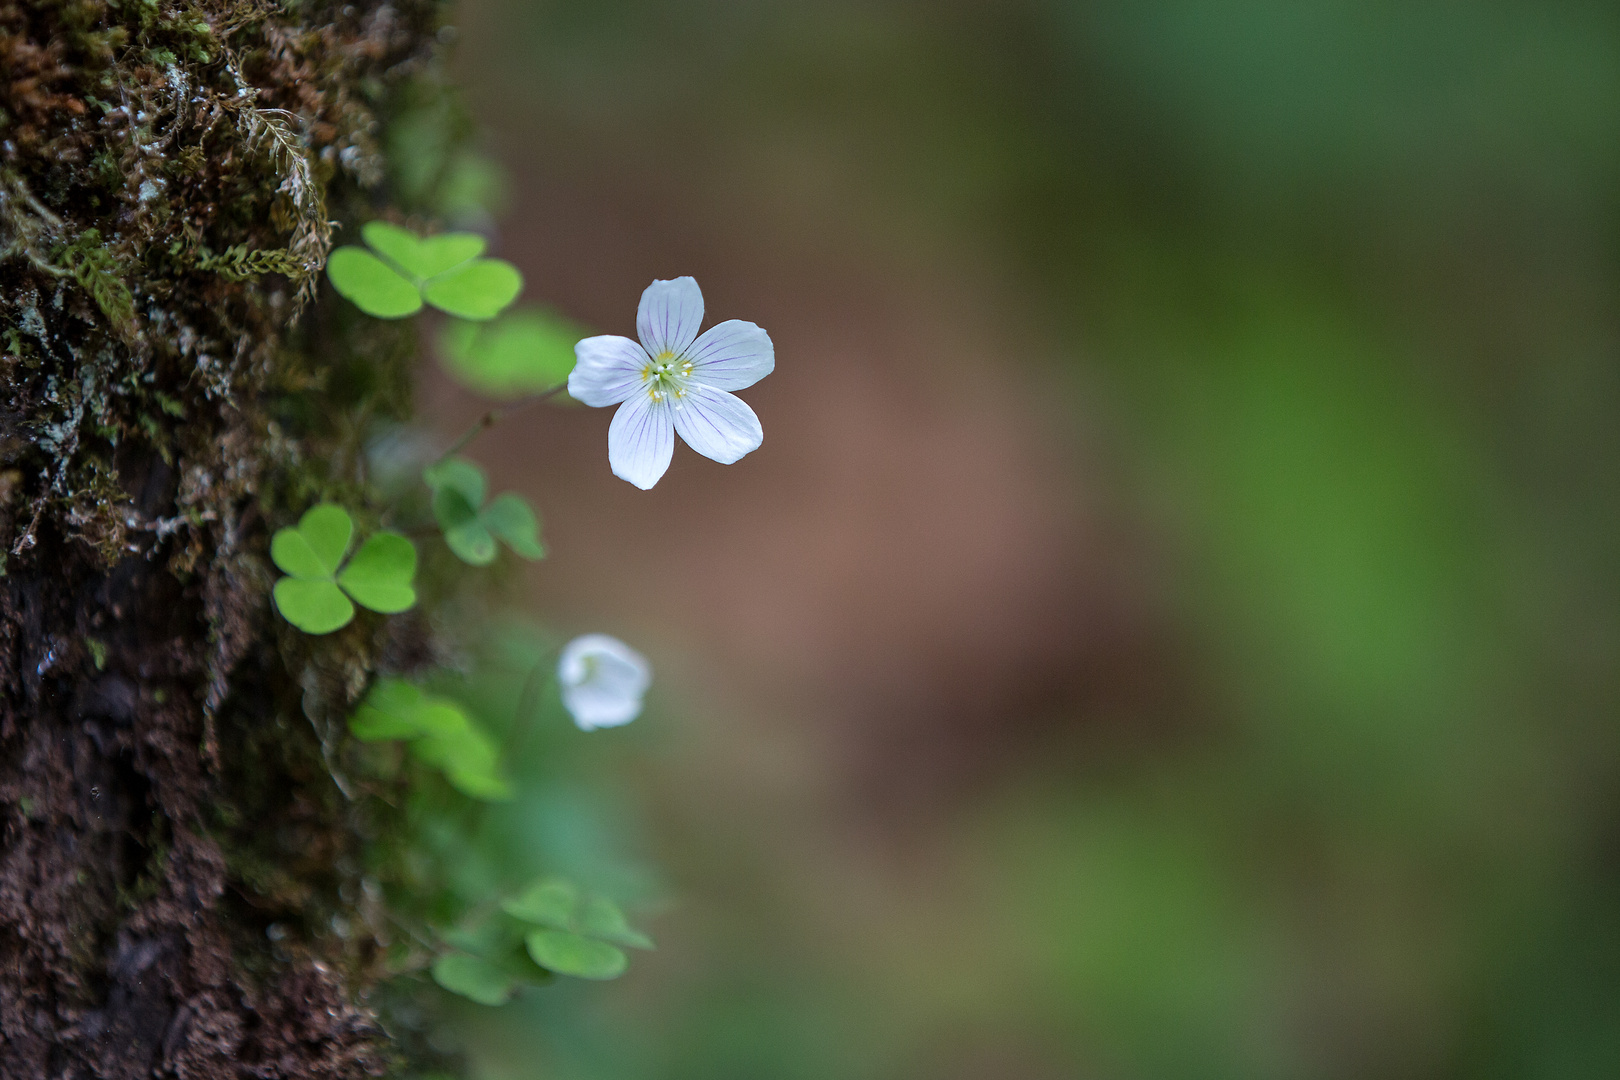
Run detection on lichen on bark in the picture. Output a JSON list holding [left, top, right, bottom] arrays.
[[0, 1, 445, 1075]]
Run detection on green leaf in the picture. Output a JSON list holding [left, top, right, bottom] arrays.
[[422, 258, 523, 320], [327, 247, 422, 318], [526, 929, 627, 980], [438, 309, 583, 397], [502, 879, 578, 929], [423, 457, 487, 507], [431, 952, 515, 1006], [578, 896, 655, 950], [423, 458, 544, 565], [336, 532, 417, 613], [481, 493, 545, 560], [272, 578, 355, 634], [349, 684, 512, 800]]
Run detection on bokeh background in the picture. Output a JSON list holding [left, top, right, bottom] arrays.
[[414, 2, 1620, 1077]]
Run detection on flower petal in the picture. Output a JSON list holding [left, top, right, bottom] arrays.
[[608, 392, 675, 489], [684, 320, 774, 391], [673, 385, 763, 465], [569, 335, 648, 407], [636, 277, 705, 359]]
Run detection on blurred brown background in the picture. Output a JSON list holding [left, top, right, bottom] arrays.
[[413, 2, 1620, 1078]]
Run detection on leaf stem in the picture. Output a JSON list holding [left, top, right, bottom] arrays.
[[434, 383, 570, 465]]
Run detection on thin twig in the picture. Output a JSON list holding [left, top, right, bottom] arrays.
[[433, 383, 569, 465]]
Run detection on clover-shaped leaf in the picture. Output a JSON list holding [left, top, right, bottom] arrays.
[[424, 457, 544, 566], [500, 876, 652, 981], [349, 678, 512, 801], [438, 308, 584, 398], [327, 221, 523, 321], [271, 504, 417, 634]]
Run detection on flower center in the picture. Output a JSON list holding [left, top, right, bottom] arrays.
[[641, 350, 694, 404]]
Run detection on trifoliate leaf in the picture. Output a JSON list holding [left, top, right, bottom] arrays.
[[525, 929, 627, 980], [272, 578, 355, 635], [438, 309, 584, 397], [424, 458, 544, 565], [327, 247, 422, 319], [334, 223, 520, 321], [336, 532, 417, 613], [348, 684, 511, 801], [501, 879, 578, 929], [422, 259, 524, 320], [481, 493, 545, 560], [431, 952, 515, 1006], [578, 896, 655, 950]]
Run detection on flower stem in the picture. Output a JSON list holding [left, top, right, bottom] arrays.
[[434, 382, 570, 465]]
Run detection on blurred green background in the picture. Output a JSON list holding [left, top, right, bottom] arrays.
[[412, 1, 1620, 1077]]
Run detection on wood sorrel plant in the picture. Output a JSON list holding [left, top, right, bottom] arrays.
[[0, 1, 767, 1075]]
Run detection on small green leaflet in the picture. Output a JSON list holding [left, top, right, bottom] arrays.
[[349, 678, 512, 801], [500, 877, 653, 981], [270, 504, 417, 634], [327, 221, 523, 321], [525, 930, 627, 980], [431, 953, 514, 1006], [423, 456, 544, 566], [438, 308, 584, 398]]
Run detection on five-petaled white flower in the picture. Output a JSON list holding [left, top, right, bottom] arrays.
[[558, 634, 652, 731], [569, 277, 774, 489]]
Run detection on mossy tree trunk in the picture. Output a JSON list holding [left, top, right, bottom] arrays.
[[0, 2, 437, 1075]]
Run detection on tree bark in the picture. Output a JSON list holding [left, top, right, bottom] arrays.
[[0, 2, 436, 1075]]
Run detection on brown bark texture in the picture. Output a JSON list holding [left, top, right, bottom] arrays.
[[0, 2, 439, 1075]]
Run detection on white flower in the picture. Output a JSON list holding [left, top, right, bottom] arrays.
[[569, 277, 774, 489], [558, 634, 652, 731]]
